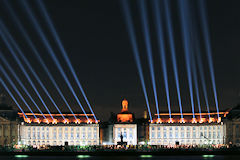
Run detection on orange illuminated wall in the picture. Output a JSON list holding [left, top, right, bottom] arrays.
[[117, 113, 133, 122], [117, 99, 134, 122]]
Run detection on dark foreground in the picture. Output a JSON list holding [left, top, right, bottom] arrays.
[[1, 149, 240, 156], [1, 155, 240, 160]]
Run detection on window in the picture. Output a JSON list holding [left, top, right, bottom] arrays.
[[59, 132, 62, 139], [118, 128, 120, 131], [94, 127, 97, 131], [158, 127, 160, 131], [175, 127, 178, 131], [76, 133, 80, 139], [46, 132, 49, 140], [117, 132, 121, 138], [152, 132, 155, 138], [187, 127, 190, 131], [130, 128, 133, 132], [33, 132, 36, 139], [193, 132, 196, 138], [169, 132, 173, 138], [213, 132, 216, 138], [175, 132, 178, 138], [88, 132, 92, 139], [42, 132, 45, 139], [217, 132, 220, 138], [53, 132, 57, 139], [129, 133, 133, 139], [151, 140, 155, 144], [152, 127, 155, 131], [164, 127, 167, 131], [181, 132, 184, 138], [157, 132, 161, 138], [65, 133, 68, 139], [71, 127, 74, 132], [163, 132, 167, 138], [193, 127, 196, 130], [200, 126, 203, 130], [37, 132, 40, 139], [204, 126, 207, 130], [123, 132, 127, 138], [94, 132, 97, 139], [181, 127, 184, 131], [187, 132, 190, 138], [71, 132, 74, 140], [209, 132, 211, 138], [170, 127, 172, 131], [65, 127, 68, 131], [82, 132, 86, 139]]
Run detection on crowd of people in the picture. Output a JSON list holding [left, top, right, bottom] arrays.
[[0, 144, 240, 153]]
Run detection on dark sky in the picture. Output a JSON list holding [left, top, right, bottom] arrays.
[[0, 0, 240, 121]]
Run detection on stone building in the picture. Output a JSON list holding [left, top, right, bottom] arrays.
[[107, 99, 137, 145], [149, 112, 227, 146], [18, 112, 99, 146], [225, 105, 240, 146], [0, 94, 18, 146]]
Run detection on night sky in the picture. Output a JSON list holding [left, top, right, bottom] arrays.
[[0, 0, 240, 121]]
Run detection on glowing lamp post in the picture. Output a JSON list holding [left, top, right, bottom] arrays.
[[168, 118, 173, 123], [75, 119, 80, 124], [64, 119, 69, 124], [180, 118, 185, 123], [52, 119, 58, 124], [157, 118, 162, 124], [209, 117, 214, 123], [192, 118, 197, 123], [26, 118, 31, 123]]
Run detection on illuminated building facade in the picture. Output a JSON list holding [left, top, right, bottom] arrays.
[[149, 112, 227, 146], [0, 95, 18, 146], [225, 105, 240, 146], [112, 99, 137, 145], [18, 113, 99, 146]]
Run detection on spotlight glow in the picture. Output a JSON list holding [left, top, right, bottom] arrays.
[[0, 53, 47, 120], [178, 1, 196, 118], [120, 0, 152, 121], [138, 0, 160, 119], [198, 0, 220, 118], [190, 49, 202, 118], [21, 0, 89, 120], [36, 0, 97, 122], [0, 79, 28, 119], [0, 65, 38, 120], [0, 21, 55, 120], [163, 0, 183, 119], [152, 0, 172, 119], [2, 0, 77, 120]]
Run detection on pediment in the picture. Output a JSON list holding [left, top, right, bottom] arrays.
[[0, 116, 10, 123]]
